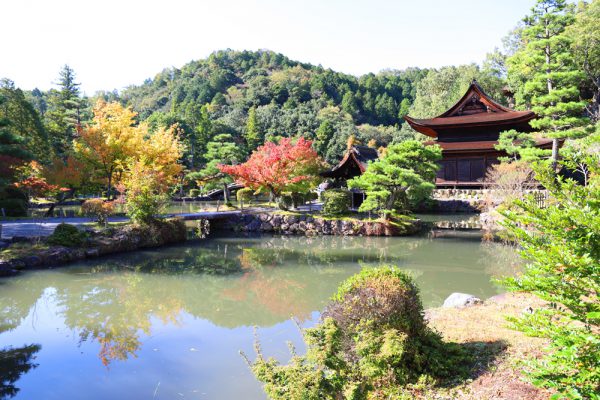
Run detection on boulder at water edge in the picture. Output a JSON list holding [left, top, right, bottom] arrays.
[[442, 292, 482, 308]]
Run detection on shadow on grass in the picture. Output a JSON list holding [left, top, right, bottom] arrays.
[[436, 339, 509, 388]]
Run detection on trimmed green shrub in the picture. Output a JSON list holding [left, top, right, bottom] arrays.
[[246, 266, 468, 399], [47, 223, 88, 247], [236, 187, 254, 204], [188, 189, 200, 198], [322, 189, 351, 216]]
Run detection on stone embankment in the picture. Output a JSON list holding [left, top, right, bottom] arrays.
[[220, 213, 422, 236], [0, 219, 187, 277]]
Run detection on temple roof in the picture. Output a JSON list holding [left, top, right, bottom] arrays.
[[321, 145, 379, 179], [404, 80, 536, 138]]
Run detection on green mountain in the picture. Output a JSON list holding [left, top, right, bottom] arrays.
[[119, 49, 428, 164]]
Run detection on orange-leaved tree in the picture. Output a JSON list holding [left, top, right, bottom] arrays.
[[218, 137, 324, 204]]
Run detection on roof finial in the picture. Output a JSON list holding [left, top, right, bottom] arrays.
[[471, 78, 478, 85]]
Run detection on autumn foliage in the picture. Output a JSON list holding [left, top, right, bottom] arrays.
[[218, 137, 324, 198], [74, 100, 184, 199]]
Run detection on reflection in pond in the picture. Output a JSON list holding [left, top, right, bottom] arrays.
[[0, 233, 520, 399], [0, 345, 41, 400]]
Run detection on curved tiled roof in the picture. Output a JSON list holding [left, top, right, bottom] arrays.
[[404, 81, 536, 138]]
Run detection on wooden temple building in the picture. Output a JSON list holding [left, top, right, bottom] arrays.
[[405, 80, 552, 187], [321, 81, 552, 189], [320, 145, 379, 181]]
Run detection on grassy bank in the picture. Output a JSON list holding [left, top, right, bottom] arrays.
[[422, 293, 550, 400]]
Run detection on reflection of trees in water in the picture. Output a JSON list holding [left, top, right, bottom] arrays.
[[0, 344, 41, 400], [0, 234, 506, 370], [0, 280, 47, 335], [480, 242, 523, 280], [55, 272, 184, 366]]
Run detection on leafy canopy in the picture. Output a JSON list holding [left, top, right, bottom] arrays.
[[219, 137, 324, 198], [348, 140, 441, 218], [500, 129, 600, 399]]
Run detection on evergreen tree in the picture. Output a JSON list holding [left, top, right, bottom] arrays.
[[341, 91, 358, 116], [507, 0, 589, 163], [244, 106, 261, 151], [46, 65, 84, 157], [315, 119, 334, 158], [0, 95, 33, 187], [0, 80, 50, 162], [567, 0, 600, 121]]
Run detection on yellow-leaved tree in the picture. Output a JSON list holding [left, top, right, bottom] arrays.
[[121, 124, 185, 223], [74, 100, 184, 222], [74, 100, 143, 198]]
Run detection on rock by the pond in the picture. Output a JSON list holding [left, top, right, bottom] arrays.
[[442, 292, 482, 308]]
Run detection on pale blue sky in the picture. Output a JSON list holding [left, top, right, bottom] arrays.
[[1, 0, 536, 94]]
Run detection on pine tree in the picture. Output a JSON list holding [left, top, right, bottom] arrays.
[[46, 65, 84, 157], [507, 0, 589, 163]]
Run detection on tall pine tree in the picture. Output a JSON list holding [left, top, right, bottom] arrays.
[[46, 65, 84, 157], [507, 0, 589, 163]]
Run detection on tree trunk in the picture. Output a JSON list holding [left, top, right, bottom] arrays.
[[223, 182, 230, 204], [551, 138, 560, 169], [44, 189, 75, 218]]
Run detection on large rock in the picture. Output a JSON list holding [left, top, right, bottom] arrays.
[[442, 292, 482, 308]]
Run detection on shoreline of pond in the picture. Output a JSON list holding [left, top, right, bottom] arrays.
[[0, 211, 491, 278]]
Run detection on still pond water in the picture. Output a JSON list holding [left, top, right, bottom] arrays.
[[0, 230, 521, 399]]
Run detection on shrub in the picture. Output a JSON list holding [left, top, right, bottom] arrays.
[[188, 188, 200, 198], [0, 198, 27, 217], [245, 266, 468, 399], [277, 194, 293, 210], [47, 223, 88, 247], [236, 187, 254, 205], [81, 199, 114, 225], [321, 189, 351, 216], [500, 144, 600, 399], [123, 161, 170, 224]]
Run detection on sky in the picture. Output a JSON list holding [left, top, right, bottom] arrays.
[[1, 0, 536, 94]]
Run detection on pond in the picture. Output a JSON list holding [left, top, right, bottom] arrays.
[[0, 232, 521, 399]]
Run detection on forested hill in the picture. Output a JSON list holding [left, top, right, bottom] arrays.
[[119, 49, 428, 164]]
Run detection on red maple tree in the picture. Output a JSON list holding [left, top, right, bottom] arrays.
[[218, 137, 324, 198]]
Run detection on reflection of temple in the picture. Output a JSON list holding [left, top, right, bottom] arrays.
[[405, 80, 552, 188]]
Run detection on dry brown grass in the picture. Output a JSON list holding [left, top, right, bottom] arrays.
[[416, 292, 552, 400]]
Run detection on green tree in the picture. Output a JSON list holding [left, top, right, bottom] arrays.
[[0, 80, 49, 162], [45, 65, 84, 157], [188, 133, 241, 203], [397, 98, 410, 121], [495, 129, 549, 162], [0, 95, 33, 187], [244, 106, 261, 151], [314, 119, 335, 158], [348, 140, 441, 219], [500, 131, 600, 398], [567, 0, 600, 121], [341, 91, 358, 116], [507, 0, 589, 163]]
